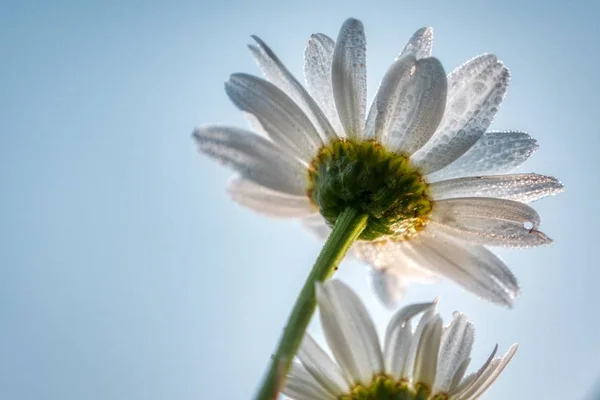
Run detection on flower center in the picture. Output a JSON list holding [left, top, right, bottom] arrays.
[[338, 376, 439, 400], [307, 139, 432, 241]]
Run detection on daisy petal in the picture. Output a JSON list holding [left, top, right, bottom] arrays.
[[430, 197, 552, 248], [284, 362, 337, 400], [402, 305, 437, 379], [455, 344, 518, 399], [302, 214, 332, 241], [332, 18, 367, 139], [297, 334, 350, 395], [430, 174, 564, 203], [369, 268, 408, 309], [192, 126, 306, 195], [316, 280, 384, 385], [383, 301, 436, 377], [413, 314, 443, 388], [448, 357, 471, 393], [227, 177, 316, 218], [427, 131, 539, 181], [433, 313, 475, 393], [399, 27, 434, 59], [225, 73, 323, 162], [249, 36, 337, 141], [367, 54, 447, 154], [304, 33, 344, 136], [449, 345, 498, 397], [408, 228, 520, 307], [414, 55, 510, 174]]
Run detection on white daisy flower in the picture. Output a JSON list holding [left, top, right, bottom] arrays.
[[193, 18, 562, 307], [284, 279, 518, 400]]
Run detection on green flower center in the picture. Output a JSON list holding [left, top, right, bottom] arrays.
[[339, 376, 443, 400], [307, 139, 432, 241]]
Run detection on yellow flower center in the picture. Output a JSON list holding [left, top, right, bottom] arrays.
[[338, 375, 443, 400], [307, 139, 432, 241]]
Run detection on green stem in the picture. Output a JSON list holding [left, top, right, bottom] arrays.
[[254, 208, 368, 400]]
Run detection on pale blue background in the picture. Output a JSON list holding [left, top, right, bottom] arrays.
[[1, 1, 598, 399]]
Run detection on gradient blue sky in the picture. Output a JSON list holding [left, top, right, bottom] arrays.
[[2, 1, 599, 399]]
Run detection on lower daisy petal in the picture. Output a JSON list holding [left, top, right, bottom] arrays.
[[285, 280, 517, 400]]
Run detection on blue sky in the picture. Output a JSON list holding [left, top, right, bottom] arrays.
[[1, 1, 599, 399]]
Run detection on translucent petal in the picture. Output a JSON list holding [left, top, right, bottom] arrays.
[[192, 126, 306, 195], [332, 18, 367, 139], [427, 131, 539, 181], [413, 314, 443, 388], [227, 177, 316, 218], [297, 334, 350, 395], [414, 55, 510, 174], [369, 268, 408, 309], [366, 54, 447, 154], [399, 27, 434, 60], [304, 33, 344, 136], [383, 301, 435, 378], [405, 228, 520, 307], [430, 174, 564, 203], [353, 241, 438, 281], [454, 344, 517, 399], [466, 344, 518, 399], [302, 214, 331, 241], [249, 36, 337, 141], [449, 357, 471, 392], [225, 73, 323, 162], [402, 305, 437, 379], [353, 241, 438, 308], [316, 280, 384, 385], [433, 313, 475, 393], [430, 197, 552, 248], [449, 345, 497, 397], [284, 362, 336, 400]]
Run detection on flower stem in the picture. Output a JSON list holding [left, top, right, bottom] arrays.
[[254, 208, 368, 400]]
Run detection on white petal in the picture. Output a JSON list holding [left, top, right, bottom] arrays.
[[193, 126, 306, 195], [413, 314, 443, 388], [297, 334, 350, 395], [383, 301, 436, 378], [353, 241, 439, 308], [449, 357, 471, 392], [402, 305, 437, 379], [414, 55, 510, 174], [369, 268, 408, 309], [284, 362, 336, 400], [304, 33, 344, 136], [427, 131, 539, 181], [399, 27, 434, 60], [430, 197, 552, 248], [403, 228, 520, 307], [454, 344, 518, 399], [316, 280, 384, 385], [433, 313, 475, 393], [449, 345, 497, 397], [353, 241, 439, 281], [227, 177, 316, 218], [225, 73, 323, 162], [366, 54, 447, 154], [430, 174, 564, 203], [302, 214, 332, 241], [249, 36, 337, 141], [332, 18, 367, 139]]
